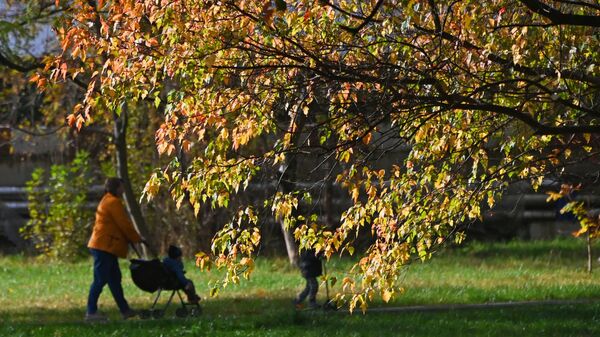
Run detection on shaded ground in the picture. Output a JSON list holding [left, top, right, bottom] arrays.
[[1, 300, 599, 337]]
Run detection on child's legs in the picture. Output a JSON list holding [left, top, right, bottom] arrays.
[[183, 281, 199, 301], [307, 277, 319, 304], [296, 277, 317, 303]]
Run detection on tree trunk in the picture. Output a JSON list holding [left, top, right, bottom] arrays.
[[587, 232, 592, 274], [279, 156, 299, 266], [113, 103, 151, 257], [176, 141, 205, 251], [324, 160, 334, 229], [277, 102, 310, 266], [281, 222, 298, 266]]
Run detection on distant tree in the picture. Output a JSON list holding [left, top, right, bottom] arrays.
[[0, 0, 159, 251], [46, 0, 600, 311], [0, 0, 69, 132]]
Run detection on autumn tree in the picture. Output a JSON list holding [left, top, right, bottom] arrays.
[[46, 0, 600, 311]]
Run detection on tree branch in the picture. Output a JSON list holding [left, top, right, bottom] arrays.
[[0, 52, 42, 73], [450, 102, 600, 135], [339, 0, 384, 34], [556, 0, 600, 12], [414, 24, 600, 86], [519, 0, 600, 27], [10, 125, 65, 136], [428, 0, 442, 33], [318, 0, 383, 22]]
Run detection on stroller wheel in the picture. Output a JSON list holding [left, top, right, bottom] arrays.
[[152, 309, 164, 319], [139, 310, 151, 319], [175, 307, 188, 318], [190, 306, 202, 317]]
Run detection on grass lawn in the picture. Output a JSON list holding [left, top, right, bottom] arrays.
[[1, 239, 600, 336]]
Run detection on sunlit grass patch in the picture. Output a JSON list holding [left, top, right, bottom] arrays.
[[1, 238, 600, 336]]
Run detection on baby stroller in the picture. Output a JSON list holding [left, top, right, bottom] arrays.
[[129, 246, 202, 319]]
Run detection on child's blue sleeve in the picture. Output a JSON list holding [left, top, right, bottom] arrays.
[[162, 258, 189, 286]]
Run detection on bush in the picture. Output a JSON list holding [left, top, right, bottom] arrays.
[[21, 151, 95, 260]]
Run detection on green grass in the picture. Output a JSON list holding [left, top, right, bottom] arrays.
[[1, 239, 600, 336]]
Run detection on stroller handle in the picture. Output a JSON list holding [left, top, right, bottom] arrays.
[[131, 240, 158, 259]]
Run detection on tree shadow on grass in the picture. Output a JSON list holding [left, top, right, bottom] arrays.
[[2, 298, 600, 337]]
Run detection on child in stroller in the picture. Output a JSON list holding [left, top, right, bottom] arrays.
[[129, 244, 201, 318], [162, 245, 201, 304]]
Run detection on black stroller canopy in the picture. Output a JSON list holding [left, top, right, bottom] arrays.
[[130, 259, 173, 293]]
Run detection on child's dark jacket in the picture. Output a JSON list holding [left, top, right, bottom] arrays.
[[162, 257, 190, 287], [299, 249, 322, 278]]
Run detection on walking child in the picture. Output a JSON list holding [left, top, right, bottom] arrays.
[[293, 249, 322, 309]]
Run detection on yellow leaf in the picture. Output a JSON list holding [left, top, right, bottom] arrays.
[[342, 277, 354, 292], [584, 133, 591, 143], [382, 289, 393, 302], [351, 187, 359, 203], [340, 150, 351, 163], [347, 246, 355, 255], [546, 191, 562, 202], [360, 298, 368, 313], [204, 54, 217, 68], [487, 194, 495, 208]]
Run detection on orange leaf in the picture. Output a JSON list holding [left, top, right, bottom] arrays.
[[181, 140, 192, 152], [75, 121, 82, 131], [362, 132, 372, 145], [262, 2, 274, 25], [60, 63, 68, 80], [304, 10, 311, 21], [29, 73, 40, 83], [37, 77, 47, 88], [67, 114, 76, 127]]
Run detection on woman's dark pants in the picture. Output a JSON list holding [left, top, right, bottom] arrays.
[[87, 248, 130, 314]]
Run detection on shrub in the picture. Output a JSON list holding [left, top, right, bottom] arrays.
[[21, 151, 95, 260]]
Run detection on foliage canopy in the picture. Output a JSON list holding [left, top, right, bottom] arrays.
[[38, 0, 600, 311]]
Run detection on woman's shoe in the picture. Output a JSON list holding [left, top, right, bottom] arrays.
[[121, 309, 138, 320], [85, 312, 108, 322]]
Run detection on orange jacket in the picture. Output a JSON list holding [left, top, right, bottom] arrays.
[[88, 193, 142, 258]]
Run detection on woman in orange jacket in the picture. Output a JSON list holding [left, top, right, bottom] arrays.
[[85, 177, 142, 322]]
